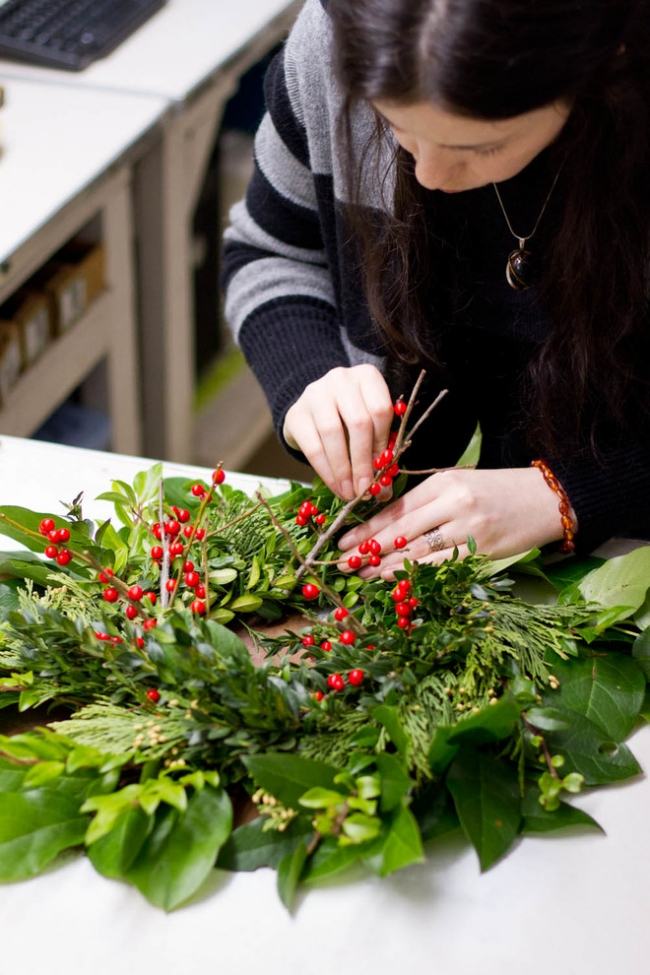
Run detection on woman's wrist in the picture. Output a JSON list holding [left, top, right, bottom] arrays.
[[530, 459, 578, 552]]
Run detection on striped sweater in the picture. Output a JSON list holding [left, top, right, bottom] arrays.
[[222, 0, 650, 553]]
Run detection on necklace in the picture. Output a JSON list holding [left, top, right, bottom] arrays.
[[492, 168, 562, 290]]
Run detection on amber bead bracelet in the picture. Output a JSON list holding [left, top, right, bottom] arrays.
[[531, 459, 577, 554]]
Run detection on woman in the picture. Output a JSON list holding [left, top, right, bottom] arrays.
[[222, 0, 650, 578]]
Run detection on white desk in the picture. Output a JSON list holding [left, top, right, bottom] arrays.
[[1, 0, 300, 462], [0, 79, 168, 454], [0, 435, 648, 975]]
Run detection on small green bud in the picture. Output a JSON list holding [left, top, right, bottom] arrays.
[[550, 754, 565, 769]]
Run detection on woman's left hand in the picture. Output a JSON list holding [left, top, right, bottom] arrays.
[[337, 467, 567, 579]]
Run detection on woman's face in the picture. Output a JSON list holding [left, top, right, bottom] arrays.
[[373, 98, 571, 192]]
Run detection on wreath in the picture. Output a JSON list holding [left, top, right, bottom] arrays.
[[0, 381, 648, 911]]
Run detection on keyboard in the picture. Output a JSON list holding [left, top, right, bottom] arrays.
[[0, 0, 168, 71]]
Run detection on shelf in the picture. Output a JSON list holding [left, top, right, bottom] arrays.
[[0, 290, 113, 437]]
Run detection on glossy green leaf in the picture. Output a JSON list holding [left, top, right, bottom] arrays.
[[578, 547, 650, 618], [447, 749, 521, 871], [448, 694, 521, 744], [632, 629, 650, 679], [229, 594, 263, 613], [547, 653, 646, 741], [0, 789, 88, 881], [545, 713, 641, 785], [304, 836, 378, 885], [372, 705, 409, 757], [277, 839, 308, 911], [125, 786, 232, 911], [521, 787, 602, 834], [375, 753, 413, 812], [243, 754, 338, 810], [87, 806, 152, 878], [216, 817, 311, 872], [377, 804, 424, 877], [428, 726, 459, 775], [411, 785, 459, 842]]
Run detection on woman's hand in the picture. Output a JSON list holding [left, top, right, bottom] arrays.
[[283, 364, 394, 500], [338, 467, 567, 579]]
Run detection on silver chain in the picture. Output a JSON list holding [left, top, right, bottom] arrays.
[[492, 167, 562, 248]]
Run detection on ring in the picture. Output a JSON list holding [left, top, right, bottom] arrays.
[[424, 527, 445, 553]]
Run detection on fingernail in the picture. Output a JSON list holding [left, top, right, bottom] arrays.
[[339, 532, 354, 550], [342, 479, 355, 500], [358, 476, 371, 496]]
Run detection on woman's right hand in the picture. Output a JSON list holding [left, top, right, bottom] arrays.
[[282, 364, 394, 500]]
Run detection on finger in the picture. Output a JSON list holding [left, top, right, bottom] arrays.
[[314, 403, 356, 499], [287, 410, 339, 496], [357, 370, 394, 457], [335, 386, 375, 496], [338, 477, 446, 551], [359, 527, 460, 580]]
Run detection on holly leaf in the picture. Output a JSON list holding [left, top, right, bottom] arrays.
[[546, 653, 646, 741], [243, 754, 338, 810], [124, 786, 232, 910], [447, 749, 522, 871]]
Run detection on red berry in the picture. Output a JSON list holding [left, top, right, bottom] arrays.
[[169, 541, 184, 557], [184, 571, 200, 588], [165, 579, 177, 592], [301, 634, 315, 647], [47, 529, 59, 543], [195, 528, 206, 541], [56, 549, 72, 566], [298, 501, 312, 515], [340, 630, 356, 645], [395, 601, 412, 616], [125, 605, 138, 620], [358, 540, 370, 555], [94, 631, 109, 641], [380, 448, 394, 467], [145, 688, 160, 703], [334, 607, 349, 621], [295, 515, 308, 527], [191, 483, 206, 497], [408, 596, 419, 608], [314, 690, 325, 702], [194, 583, 206, 599], [44, 544, 58, 559], [397, 616, 411, 629], [110, 635, 123, 645], [368, 554, 382, 567], [327, 673, 345, 692], [394, 400, 407, 416], [145, 591, 157, 604], [394, 536, 408, 549], [301, 583, 320, 601], [152, 523, 163, 540], [369, 539, 382, 555], [309, 502, 319, 515], [56, 527, 71, 543], [176, 508, 191, 523], [191, 599, 207, 615], [372, 455, 384, 471], [183, 561, 194, 573], [98, 567, 114, 583], [212, 468, 225, 484], [395, 579, 412, 596], [366, 644, 376, 651], [128, 585, 143, 602], [136, 637, 145, 649], [183, 525, 193, 539], [315, 514, 327, 526], [39, 518, 55, 536], [151, 545, 163, 560], [347, 555, 362, 570], [143, 619, 157, 631], [369, 483, 382, 497], [388, 464, 400, 478], [348, 669, 365, 686], [103, 587, 119, 603], [379, 473, 393, 487], [320, 640, 332, 652], [166, 521, 181, 537]]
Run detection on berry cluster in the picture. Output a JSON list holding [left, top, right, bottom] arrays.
[[295, 498, 327, 528], [346, 534, 409, 572], [390, 578, 419, 631], [368, 444, 400, 498], [39, 518, 73, 566], [190, 466, 226, 499]]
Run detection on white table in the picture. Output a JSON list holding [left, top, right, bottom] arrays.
[[0, 79, 168, 454], [1, 0, 300, 462], [0, 435, 648, 975]]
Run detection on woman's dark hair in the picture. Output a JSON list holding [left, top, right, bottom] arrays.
[[328, 0, 650, 454]]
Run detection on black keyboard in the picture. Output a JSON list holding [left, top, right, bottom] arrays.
[[0, 0, 168, 71]]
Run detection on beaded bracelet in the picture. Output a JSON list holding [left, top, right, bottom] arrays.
[[531, 459, 577, 554]]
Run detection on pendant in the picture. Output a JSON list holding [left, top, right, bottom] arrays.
[[506, 243, 532, 291]]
